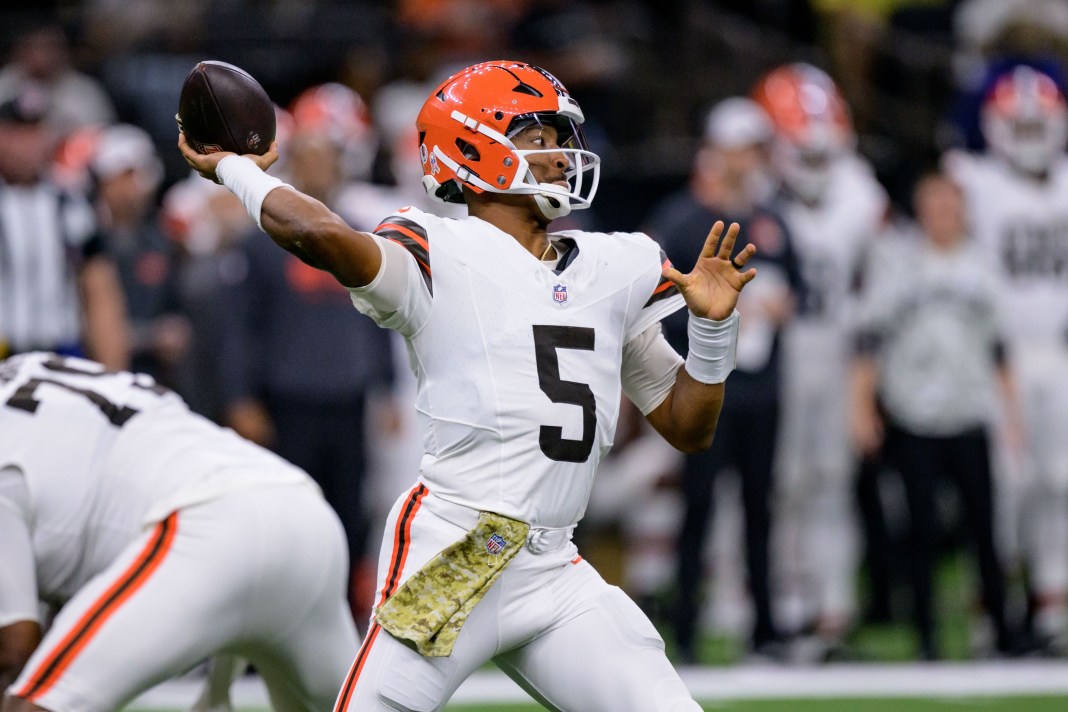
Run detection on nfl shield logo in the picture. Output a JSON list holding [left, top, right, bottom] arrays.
[[485, 533, 507, 555], [552, 284, 568, 304]]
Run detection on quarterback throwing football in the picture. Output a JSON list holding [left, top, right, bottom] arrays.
[[181, 60, 755, 711]]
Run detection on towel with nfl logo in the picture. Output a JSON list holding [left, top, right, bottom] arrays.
[[374, 511, 530, 657]]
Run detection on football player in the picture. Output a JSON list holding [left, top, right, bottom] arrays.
[[180, 60, 756, 711], [944, 63, 1068, 653], [752, 63, 889, 653], [0, 352, 358, 712]]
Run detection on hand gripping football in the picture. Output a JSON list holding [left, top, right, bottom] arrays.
[[177, 60, 275, 155]]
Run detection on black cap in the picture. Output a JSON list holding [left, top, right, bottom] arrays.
[[0, 88, 47, 125]]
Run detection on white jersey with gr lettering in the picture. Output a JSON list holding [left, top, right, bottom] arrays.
[[348, 207, 685, 529], [944, 150, 1068, 346], [945, 150, 1068, 603]]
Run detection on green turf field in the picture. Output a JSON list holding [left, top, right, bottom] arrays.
[[128, 551, 1062, 711], [459, 701, 1066, 712], [129, 698, 1068, 712]]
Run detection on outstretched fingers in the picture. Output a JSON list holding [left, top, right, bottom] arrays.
[[729, 242, 757, 271], [714, 222, 742, 260], [700, 221, 726, 259], [736, 262, 758, 286], [662, 263, 687, 287]]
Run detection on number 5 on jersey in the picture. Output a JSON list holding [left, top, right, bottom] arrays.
[[533, 325, 596, 463]]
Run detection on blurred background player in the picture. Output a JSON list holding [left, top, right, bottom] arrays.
[[216, 82, 397, 627], [0, 352, 358, 712], [646, 97, 801, 662], [753, 63, 889, 656], [0, 87, 129, 370], [851, 170, 1022, 660], [944, 63, 1068, 654]]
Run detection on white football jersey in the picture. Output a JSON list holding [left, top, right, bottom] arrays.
[[776, 153, 887, 482], [780, 153, 887, 337], [945, 150, 1068, 345], [0, 352, 308, 605], [855, 230, 1006, 435], [349, 207, 684, 528]]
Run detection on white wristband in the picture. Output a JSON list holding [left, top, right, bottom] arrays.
[[215, 155, 287, 231], [685, 310, 740, 384]]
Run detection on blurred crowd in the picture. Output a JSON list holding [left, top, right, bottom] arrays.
[[4, 0, 1068, 666]]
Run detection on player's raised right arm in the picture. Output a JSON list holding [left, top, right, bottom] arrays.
[[178, 135, 381, 288], [255, 185, 381, 288]]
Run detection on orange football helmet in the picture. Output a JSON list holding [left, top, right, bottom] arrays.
[[289, 82, 376, 180], [416, 60, 600, 219], [752, 63, 853, 203], [982, 65, 1068, 176]]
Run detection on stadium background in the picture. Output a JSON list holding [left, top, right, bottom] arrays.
[[5, 0, 1068, 708]]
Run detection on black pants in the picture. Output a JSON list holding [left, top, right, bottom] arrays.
[[887, 423, 1011, 656], [673, 396, 780, 654], [856, 451, 904, 622]]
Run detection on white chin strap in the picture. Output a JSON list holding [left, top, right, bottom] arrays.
[[534, 189, 572, 220]]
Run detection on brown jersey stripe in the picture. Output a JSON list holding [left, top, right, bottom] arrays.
[[371, 219, 429, 292], [644, 255, 680, 308], [17, 513, 179, 700], [376, 220, 432, 294], [377, 483, 428, 609], [334, 622, 383, 712], [375, 218, 428, 248], [385, 237, 433, 294]]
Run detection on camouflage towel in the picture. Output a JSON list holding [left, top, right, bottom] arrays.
[[375, 511, 530, 657]]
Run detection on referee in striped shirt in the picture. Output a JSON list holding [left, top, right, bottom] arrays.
[[0, 88, 128, 368]]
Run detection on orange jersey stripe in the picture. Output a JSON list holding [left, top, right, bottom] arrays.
[[378, 222, 429, 253], [338, 484, 426, 710], [645, 253, 680, 308], [377, 483, 428, 609], [651, 278, 674, 295], [333, 623, 383, 712], [17, 513, 179, 700]]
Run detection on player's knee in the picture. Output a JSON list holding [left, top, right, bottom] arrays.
[[376, 676, 440, 712], [374, 647, 449, 712], [653, 678, 703, 711], [597, 586, 665, 651], [376, 695, 426, 712]]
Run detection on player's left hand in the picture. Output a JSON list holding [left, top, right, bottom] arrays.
[[178, 133, 278, 183], [662, 221, 756, 321]]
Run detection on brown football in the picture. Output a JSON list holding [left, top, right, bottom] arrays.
[[177, 60, 275, 155]]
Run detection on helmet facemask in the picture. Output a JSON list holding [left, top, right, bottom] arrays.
[[982, 66, 1068, 177], [416, 61, 601, 221], [773, 123, 843, 205], [505, 112, 600, 219]]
